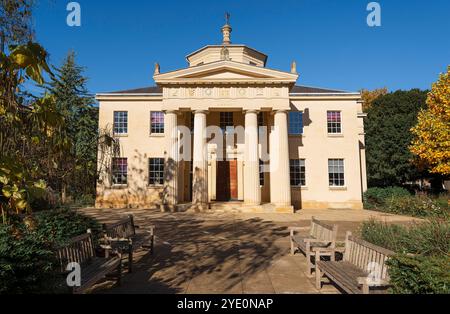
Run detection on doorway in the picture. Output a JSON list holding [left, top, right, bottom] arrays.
[[216, 160, 238, 201]]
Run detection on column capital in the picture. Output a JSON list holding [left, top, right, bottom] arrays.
[[193, 110, 208, 115], [272, 109, 289, 115], [163, 110, 179, 115], [244, 109, 259, 115]]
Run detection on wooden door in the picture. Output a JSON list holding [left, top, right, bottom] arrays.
[[229, 160, 238, 200], [216, 160, 238, 201]]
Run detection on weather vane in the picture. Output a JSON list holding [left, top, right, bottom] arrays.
[[225, 12, 230, 25]]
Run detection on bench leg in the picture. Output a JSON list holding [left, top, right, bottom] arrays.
[[306, 252, 313, 277], [128, 245, 133, 273], [362, 283, 369, 294], [315, 251, 322, 290], [290, 238, 295, 255], [117, 260, 122, 286]]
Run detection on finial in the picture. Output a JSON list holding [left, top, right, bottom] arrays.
[[221, 12, 232, 45], [154, 62, 160, 75], [291, 61, 297, 74]]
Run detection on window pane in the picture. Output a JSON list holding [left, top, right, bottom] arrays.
[[289, 112, 303, 135], [328, 159, 345, 186], [290, 159, 306, 186], [151, 112, 165, 134], [220, 112, 233, 132], [149, 158, 165, 185], [327, 111, 342, 134], [114, 111, 128, 134], [112, 158, 127, 185]]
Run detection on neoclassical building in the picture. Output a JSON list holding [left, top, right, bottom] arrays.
[[95, 20, 367, 212]]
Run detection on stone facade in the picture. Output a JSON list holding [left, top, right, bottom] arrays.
[[95, 22, 367, 212]]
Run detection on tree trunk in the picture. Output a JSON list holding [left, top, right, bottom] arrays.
[[61, 183, 67, 204]]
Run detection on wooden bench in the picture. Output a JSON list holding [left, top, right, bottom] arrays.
[[102, 214, 155, 273], [315, 231, 394, 294], [56, 230, 122, 294], [289, 217, 338, 277]]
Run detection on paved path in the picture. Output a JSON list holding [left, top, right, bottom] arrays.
[[79, 208, 419, 294]]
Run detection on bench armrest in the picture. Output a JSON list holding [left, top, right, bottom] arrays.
[[289, 226, 309, 237]]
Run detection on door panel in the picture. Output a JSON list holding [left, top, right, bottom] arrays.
[[216, 160, 238, 201]]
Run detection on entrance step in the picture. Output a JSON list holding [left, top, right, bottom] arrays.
[[177, 202, 294, 213]]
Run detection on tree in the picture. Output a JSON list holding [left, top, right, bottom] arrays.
[[410, 67, 450, 175], [47, 51, 98, 202], [0, 42, 65, 224], [365, 89, 428, 187], [0, 0, 34, 52], [360, 88, 388, 112]]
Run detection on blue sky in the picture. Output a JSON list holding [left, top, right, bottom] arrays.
[[33, 0, 450, 94]]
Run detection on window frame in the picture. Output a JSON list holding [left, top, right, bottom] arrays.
[[328, 159, 345, 187], [289, 159, 306, 187], [259, 159, 265, 186], [327, 111, 342, 134], [112, 157, 128, 186], [150, 111, 165, 135], [113, 111, 128, 135], [288, 111, 304, 135], [220, 112, 234, 133], [148, 158, 165, 186]]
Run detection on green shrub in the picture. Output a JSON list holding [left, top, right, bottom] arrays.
[[360, 219, 450, 294], [386, 196, 448, 218], [364, 187, 448, 218], [360, 219, 450, 256], [387, 254, 450, 294], [364, 187, 411, 209], [0, 209, 101, 294], [35, 208, 102, 245], [0, 224, 58, 294]]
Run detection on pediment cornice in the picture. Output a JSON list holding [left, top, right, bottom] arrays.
[[154, 61, 298, 85]]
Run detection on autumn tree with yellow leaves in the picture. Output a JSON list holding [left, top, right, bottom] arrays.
[[410, 66, 450, 175]]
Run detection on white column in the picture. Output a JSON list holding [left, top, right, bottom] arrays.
[[244, 110, 261, 205], [163, 111, 178, 211], [270, 110, 291, 207], [192, 110, 208, 209]]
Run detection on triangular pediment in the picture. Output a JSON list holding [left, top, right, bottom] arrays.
[[154, 61, 298, 84]]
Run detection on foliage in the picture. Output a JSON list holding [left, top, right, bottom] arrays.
[[365, 89, 428, 187], [0, 41, 66, 224], [360, 219, 450, 294], [0, 0, 34, 52], [364, 187, 448, 218], [360, 219, 450, 255], [0, 223, 57, 294], [410, 66, 450, 175], [360, 88, 388, 112], [0, 209, 100, 294], [363, 186, 411, 209], [34, 208, 101, 245], [387, 254, 450, 294], [46, 51, 98, 203]]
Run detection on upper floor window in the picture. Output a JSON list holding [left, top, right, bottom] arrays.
[[112, 158, 128, 185], [114, 111, 128, 135], [328, 159, 345, 186], [150, 111, 164, 134], [327, 111, 342, 134], [220, 112, 234, 133], [258, 112, 265, 127], [288, 111, 303, 135], [149, 158, 164, 186], [290, 159, 306, 187]]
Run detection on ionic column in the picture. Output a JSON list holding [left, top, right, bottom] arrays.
[[244, 110, 261, 205], [270, 110, 291, 207], [163, 111, 178, 211], [192, 110, 208, 209]]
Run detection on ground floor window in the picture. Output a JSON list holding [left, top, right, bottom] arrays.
[[328, 159, 345, 186], [259, 159, 265, 186], [112, 158, 128, 185], [290, 159, 306, 186], [149, 158, 164, 185]]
